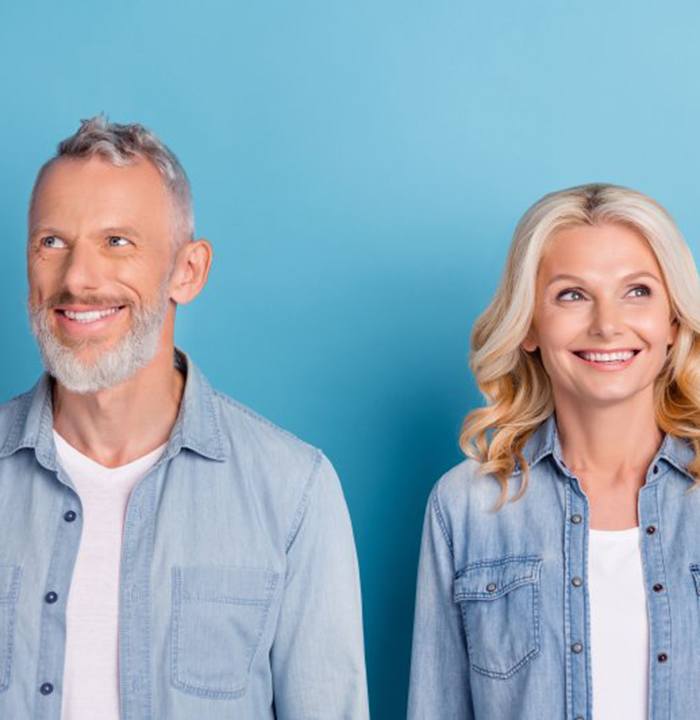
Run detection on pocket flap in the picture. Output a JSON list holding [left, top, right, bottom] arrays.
[[175, 565, 278, 605], [454, 556, 542, 602]]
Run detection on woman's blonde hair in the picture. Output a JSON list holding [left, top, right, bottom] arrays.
[[460, 183, 700, 508]]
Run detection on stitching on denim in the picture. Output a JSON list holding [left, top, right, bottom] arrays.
[[141, 477, 157, 719], [181, 595, 270, 606], [431, 487, 454, 555], [455, 554, 542, 577], [0, 566, 21, 693], [0, 393, 33, 458], [34, 502, 65, 704], [689, 564, 700, 596], [284, 449, 323, 553], [458, 572, 541, 680], [653, 484, 673, 714], [170, 566, 279, 699]]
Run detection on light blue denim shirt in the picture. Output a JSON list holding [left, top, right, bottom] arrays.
[[407, 414, 700, 720], [0, 349, 369, 719]]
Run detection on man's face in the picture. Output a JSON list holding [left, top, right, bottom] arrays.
[[27, 155, 178, 392]]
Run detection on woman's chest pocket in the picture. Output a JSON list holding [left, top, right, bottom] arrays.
[[170, 565, 280, 700], [454, 555, 542, 680]]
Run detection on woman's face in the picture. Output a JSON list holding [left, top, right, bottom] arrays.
[[523, 222, 677, 410]]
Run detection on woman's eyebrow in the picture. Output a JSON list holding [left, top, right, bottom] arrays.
[[545, 273, 584, 287], [545, 270, 662, 288]]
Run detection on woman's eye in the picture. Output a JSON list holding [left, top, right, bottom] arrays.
[[108, 236, 131, 247], [41, 236, 66, 249], [557, 289, 585, 302], [627, 285, 651, 298]]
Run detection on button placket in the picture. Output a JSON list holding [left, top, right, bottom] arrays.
[[565, 482, 590, 720], [638, 484, 671, 718]]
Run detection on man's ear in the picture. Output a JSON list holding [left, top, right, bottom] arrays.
[[169, 239, 213, 305]]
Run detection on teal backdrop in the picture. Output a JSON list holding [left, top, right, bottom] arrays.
[[2, 2, 700, 717]]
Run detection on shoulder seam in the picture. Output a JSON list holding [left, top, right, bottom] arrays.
[[431, 485, 455, 557], [284, 448, 324, 553]]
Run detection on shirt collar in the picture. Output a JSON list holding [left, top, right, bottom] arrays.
[[521, 412, 695, 482], [0, 347, 226, 469]]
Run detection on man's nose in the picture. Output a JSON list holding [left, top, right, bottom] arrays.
[[60, 241, 102, 295]]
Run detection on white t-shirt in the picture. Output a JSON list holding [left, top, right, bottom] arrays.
[[588, 526, 649, 720], [53, 430, 166, 720]]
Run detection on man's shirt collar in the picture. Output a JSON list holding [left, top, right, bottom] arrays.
[[0, 347, 226, 468]]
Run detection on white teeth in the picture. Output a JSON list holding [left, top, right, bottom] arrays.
[[63, 307, 120, 323], [580, 350, 635, 362]]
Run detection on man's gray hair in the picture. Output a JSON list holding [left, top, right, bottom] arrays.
[[30, 114, 194, 245]]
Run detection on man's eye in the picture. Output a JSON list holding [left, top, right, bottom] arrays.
[[41, 236, 66, 249], [557, 289, 585, 302], [108, 236, 131, 247], [627, 285, 651, 298]]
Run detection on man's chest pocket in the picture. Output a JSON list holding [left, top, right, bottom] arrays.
[[0, 565, 21, 693], [454, 555, 542, 680], [170, 565, 279, 699]]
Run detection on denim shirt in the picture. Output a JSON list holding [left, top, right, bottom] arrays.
[[407, 414, 700, 720], [0, 349, 369, 719]]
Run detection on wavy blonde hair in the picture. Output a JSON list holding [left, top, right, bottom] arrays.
[[460, 183, 700, 509]]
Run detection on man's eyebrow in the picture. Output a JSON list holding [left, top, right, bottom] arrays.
[[28, 225, 143, 238], [100, 226, 142, 239], [28, 225, 64, 237], [545, 270, 663, 287]]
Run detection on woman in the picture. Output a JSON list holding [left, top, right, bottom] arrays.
[[407, 183, 700, 719]]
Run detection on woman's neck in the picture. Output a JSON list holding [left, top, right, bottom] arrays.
[[554, 389, 662, 484]]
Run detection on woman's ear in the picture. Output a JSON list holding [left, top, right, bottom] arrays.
[[667, 315, 679, 348], [169, 239, 213, 305], [522, 328, 538, 353]]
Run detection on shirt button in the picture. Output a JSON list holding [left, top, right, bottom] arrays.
[[571, 514, 583, 524], [44, 591, 58, 604], [646, 525, 657, 535], [653, 583, 664, 592], [63, 510, 77, 522], [658, 652, 668, 663], [486, 582, 497, 593], [571, 642, 584, 654], [653, 465, 659, 474], [39, 682, 54, 695], [572, 576, 583, 587]]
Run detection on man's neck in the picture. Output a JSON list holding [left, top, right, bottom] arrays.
[[51, 344, 185, 468]]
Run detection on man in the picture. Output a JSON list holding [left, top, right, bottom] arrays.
[[0, 116, 369, 719]]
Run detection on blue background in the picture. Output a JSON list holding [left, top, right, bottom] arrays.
[[2, 1, 700, 716]]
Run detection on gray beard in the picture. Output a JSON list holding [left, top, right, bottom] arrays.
[[28, 286, 170, 394]]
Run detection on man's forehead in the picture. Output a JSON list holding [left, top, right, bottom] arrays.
[[30, 154, 172, 223]]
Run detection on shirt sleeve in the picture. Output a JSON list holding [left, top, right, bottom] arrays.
[[271, 452, 369, 719], [407, 486, 475, 720]]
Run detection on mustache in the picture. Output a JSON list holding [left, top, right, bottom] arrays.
[[38, 291, 132, 310]]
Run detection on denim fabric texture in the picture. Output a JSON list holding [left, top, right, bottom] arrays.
[[0, 349, 369, 719], [407, 414, 700, 720]]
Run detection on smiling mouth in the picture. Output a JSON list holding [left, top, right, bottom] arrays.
[[572, 349, 641, 363], [55, 306, 126, 324]]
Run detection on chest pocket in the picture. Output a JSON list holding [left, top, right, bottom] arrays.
[[170, 565, 279, 699], [0, 565, 21, 693], [454, 555, 542, 680]]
